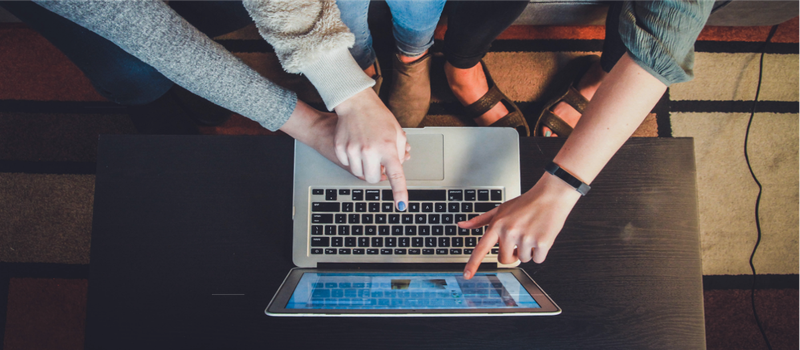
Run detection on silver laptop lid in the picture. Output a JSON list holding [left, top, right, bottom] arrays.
[[292, 127, 521, 267]]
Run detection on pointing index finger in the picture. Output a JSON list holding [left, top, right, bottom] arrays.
[[381, 156, 408, 212], [463, 228, 497, 280]]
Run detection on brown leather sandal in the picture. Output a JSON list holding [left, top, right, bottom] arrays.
[[462, 60, 530, 137], [531, 55, 600, 137]]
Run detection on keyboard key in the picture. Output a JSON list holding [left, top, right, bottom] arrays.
[[325, 225, 336, 235], [311, 225, 323, 235], [332, 237, 343, 247], [461, 203, 473, 213], [391, 226, 404, 236], [378, 226, 390, 235], [381, 249, 393, 255], [452, 237, 463, 247], [409, 202, 420, 212], [399, 237, 410, 247], [415, 214, 427, 224], [345, 237, 356, 247], [425, 237, 437, 247], [382, 203, 393, 212], [436, 249, 448, 255], [389, 214, 400, 224], [438, 237, 450, 247], [353, 248, 365, 254], [312, 202, 340, 212], [432, 225, 444, 235], [312, 189, 324, 195], [408, 190, 446, 201], [362, 214, 373, 224], [375, 214, 386, 224], [475, 203, 499, 212], [464, 248, 473, 254], [311, 248, 323, 254], [404, 226, 416, 236], [491, 248, 499, 255], [428, 214, 440, 224], [446, 225, 457, 236], [423, 249, 435, 255], [356, 203, 367, 212], [339, 248, 351, 254], [478, 190, 489, 201], [312, 214, 333, 223], [335, 214, 346, 224], [338, 226, 349, 235], [465, 190, 477, 201], [466, 237, 477, 247], [448, 203, 460, 212], [367, 249, 379, 255], [381, 189, 393, 201], [422, 203, 434, 212], [448, 190, 463, 201], [409, 249, 421, 255], [364, 225, 376, 235], [418, 226, 430, 235], [365, 190, 381, 201], [386, 237, 397, 247], [311, 237, 329, 247], [491, 190, 502, 201], [450, 249, 462, 255], [369, 202, 380, 212], [325, 248, 337, 254], [455, 214, 467, 223], [351, 190, 364, 200], [325, 189, 337, 201], [358, 237, 369, 247], [435, 203, 447, 212], [342, 202, 353, 212], [352, 226, 364, 235], [460, 227, 471, 235], [412, 237, 423, 247], [395, 249, 407, 255], [339, 189, 350, 195], [371, 237, 383, 247], [472, 227, 483, 235], [442, 214, 453, 224]]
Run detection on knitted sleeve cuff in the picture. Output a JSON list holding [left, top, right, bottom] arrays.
[[300, 48, 375, 111]]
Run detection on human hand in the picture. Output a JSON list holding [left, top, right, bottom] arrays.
[[333, 88, 410, 210], [460, 173, 582, 279]]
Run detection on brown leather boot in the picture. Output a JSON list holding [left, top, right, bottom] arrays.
[[387, 52, 432, 128]]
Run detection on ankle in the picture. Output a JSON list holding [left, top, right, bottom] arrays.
[[398, 50, 428, 64]]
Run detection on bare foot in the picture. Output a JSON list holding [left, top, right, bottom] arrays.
[[544, 61, 607, 136], [444, 61, 509, 126]]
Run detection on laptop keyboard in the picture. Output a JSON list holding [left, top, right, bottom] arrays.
[[309, 188, 501, 256]]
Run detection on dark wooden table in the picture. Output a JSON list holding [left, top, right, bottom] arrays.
[[89, 135, 704, 349]]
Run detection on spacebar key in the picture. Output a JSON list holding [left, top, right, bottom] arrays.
[[407, 190, 446, 201]]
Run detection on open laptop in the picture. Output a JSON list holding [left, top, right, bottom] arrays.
[[266, 127, 560, 316]]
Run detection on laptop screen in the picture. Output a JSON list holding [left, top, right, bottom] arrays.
[[285, 272, 541, 310]]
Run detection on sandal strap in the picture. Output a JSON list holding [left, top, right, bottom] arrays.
[[464, 84, 505, 118], [561, 85, 589, 113], [541, 110, 573, 137], [489, 110, 530, 136]]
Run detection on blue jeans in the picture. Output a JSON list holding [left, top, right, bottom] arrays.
[[336, 0, 446, 69], [1, 1, 252, 105]]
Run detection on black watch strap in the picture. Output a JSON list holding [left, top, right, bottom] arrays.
[[545, 161, 591, 196]]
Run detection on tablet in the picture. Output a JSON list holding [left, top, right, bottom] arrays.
[[266, 268, 561, 316]]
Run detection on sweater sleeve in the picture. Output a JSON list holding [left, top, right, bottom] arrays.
[[244, 0, 374, 111], [34, 0, 297, 132], [617, 0, 713, 86]]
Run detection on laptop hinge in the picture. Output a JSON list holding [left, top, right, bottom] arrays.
[[316, 263, 498, 271]]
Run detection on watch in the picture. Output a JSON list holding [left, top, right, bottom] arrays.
[[544, 161, 591, 196]]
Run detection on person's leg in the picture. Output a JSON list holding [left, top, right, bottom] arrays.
[[442, 1, 527, 126], [384, 0, 446, 127], [335, 0, 376, 71]]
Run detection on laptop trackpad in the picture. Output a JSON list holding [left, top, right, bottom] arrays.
[[404, 134, 444, 181]]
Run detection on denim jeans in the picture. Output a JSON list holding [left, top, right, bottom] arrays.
[[1, 1, 252, 105], [336, 0, 446, 69]]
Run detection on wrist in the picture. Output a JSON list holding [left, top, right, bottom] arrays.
[[333, 88, 376, 116]]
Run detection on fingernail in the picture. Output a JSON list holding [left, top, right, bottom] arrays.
[[463, 271, 471, 279], [544, 130, 552, 137], [397, 201, 406, 211]]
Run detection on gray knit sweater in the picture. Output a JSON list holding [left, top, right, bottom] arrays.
[[34, 0, 373, 131]]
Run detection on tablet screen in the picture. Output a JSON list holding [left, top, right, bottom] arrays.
[[285, 272, 540, 310]]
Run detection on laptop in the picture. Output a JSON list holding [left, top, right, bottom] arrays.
[[266, 127, 561, 316]]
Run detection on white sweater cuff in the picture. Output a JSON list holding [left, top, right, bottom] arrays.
[[300, 48, 375, 111]]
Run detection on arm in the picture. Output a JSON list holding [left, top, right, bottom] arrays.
[[461, 53, 666, 278], [245, 0, 409, 209]]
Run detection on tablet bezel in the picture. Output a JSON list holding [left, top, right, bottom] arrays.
[[265, 267, 561, 317]]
